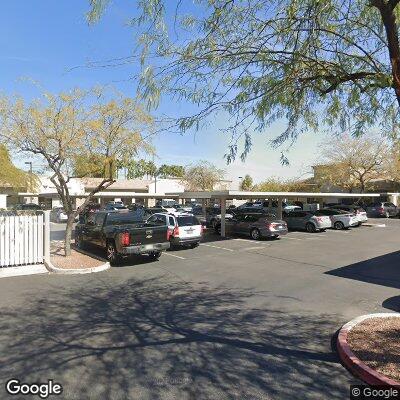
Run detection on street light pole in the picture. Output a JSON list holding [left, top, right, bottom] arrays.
[[25, 161, 33, 204]]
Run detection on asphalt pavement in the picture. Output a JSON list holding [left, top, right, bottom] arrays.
[[0, 219, 399, 399]]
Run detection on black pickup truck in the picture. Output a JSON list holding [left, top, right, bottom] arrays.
[[75, 211, 170, 264]]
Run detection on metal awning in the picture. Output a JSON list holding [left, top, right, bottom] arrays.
[[85, 192, 179, 199], [166, 190, 382, 199]]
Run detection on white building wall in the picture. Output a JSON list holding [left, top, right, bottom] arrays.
[[0, 195, 7, 209], [148, 178, 185, 195]]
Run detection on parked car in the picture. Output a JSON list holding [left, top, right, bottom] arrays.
[[147, 212, 203, 248], [143, 207, 169, 215], [215, 212, 288, 240], [12, 203, 42, 211], [79, 203, 101, 214], [104, 202, 128, 211], [172, 204, 193, 213], [253, 200, 302, 212], [283, 210, 332, 232], [317, 208, 359, 230], [366, 201, 398, 218], [50, 207, 80, 223], [205, 207, 234, 228], [75, 211, 170, 263], [328, 204, 368, 225]]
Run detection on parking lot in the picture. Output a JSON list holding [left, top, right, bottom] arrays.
[[0, 218, 399, 399]]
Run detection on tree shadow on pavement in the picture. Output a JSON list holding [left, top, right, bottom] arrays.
[[382, 295, 400, 312], [325, 251, 400, 289], [0, 276, 349, 400]]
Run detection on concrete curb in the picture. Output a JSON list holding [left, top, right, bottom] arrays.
[[337, 313, 400, 386]]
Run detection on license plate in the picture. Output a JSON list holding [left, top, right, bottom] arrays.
[[143, 244, 154, 250]]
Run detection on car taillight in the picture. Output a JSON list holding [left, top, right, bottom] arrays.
[[167, 228, 173, 240], [121, 232, 130, 246], [200, 225, 204, 234], [378, 207, 385, 213], [173, 226, 179, 237]]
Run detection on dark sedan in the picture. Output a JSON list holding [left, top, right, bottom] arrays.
[[215, 212, 288, 240]]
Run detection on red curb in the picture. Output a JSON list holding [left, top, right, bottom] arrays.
[[337, 314, 400, 387]]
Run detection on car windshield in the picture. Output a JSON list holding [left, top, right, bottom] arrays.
[[176, 216, 200, 226], [106, 212, 143, 225]]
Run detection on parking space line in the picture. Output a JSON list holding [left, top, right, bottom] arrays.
[[289, 233, 326, 238], [163, 252, 186, 260], [200, 244, 234, 252], [280, 237, 303, 241], [241, 246, 271, 251], [232, 238, 265, 244]]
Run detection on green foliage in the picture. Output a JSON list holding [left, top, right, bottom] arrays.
[[0, 145, 37, 190], [126, 159, 157, 179], [240, 174, 253, 191], [157, 164, 185, 178], [88, 0, 400, 160]]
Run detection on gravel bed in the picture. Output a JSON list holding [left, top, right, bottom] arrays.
[[347, 316, 400, 382], [51, 243, 104, 269]]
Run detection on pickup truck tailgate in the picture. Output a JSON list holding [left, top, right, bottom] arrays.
[[127, 223, 168, 246]]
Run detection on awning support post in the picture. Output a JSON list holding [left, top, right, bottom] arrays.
[[277, 198, 283, 219], [221, 197, 227, 237]]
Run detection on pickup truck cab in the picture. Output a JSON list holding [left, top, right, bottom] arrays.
[[75, 211, 170, 264]]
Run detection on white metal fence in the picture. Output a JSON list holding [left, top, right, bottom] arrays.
[[0, 213, 46, 267]]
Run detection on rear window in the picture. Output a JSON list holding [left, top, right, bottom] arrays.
[[106, 212, 143, 225], [176, 216, 200, 226]]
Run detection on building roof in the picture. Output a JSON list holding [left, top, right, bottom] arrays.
[[79, 178, 152, 191]]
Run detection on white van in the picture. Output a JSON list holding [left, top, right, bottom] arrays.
[[147, 212, 203, 248]]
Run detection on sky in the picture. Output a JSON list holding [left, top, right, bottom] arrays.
[[0, 0, 329, 186]]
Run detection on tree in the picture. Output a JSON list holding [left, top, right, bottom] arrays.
[[73, 154, 117, 178], [126, 159, 157, 179], [384, 141, 400, 183], [0, 89, 154, 255], [157, 164, 185, 178], [253, 176, 319, 192], [0, 145, 37, 190], [182, 161, 225, 191], [317, 135, 388, 192], [253, 178, 288, 192], [89, 0, 400, 160], [240, 175, 253, 191]]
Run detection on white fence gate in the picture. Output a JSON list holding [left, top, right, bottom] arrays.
[[0, 213, 47, 267]]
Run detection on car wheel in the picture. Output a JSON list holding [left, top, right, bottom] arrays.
[[190, 242, 200, 249], [306, 222, 316, 233], [149, 251, 162, 260], [106, 241, 120, 264], [334, 221, 345, 230], [75, 234, 85, 249], [250, 228, 261, 240]]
